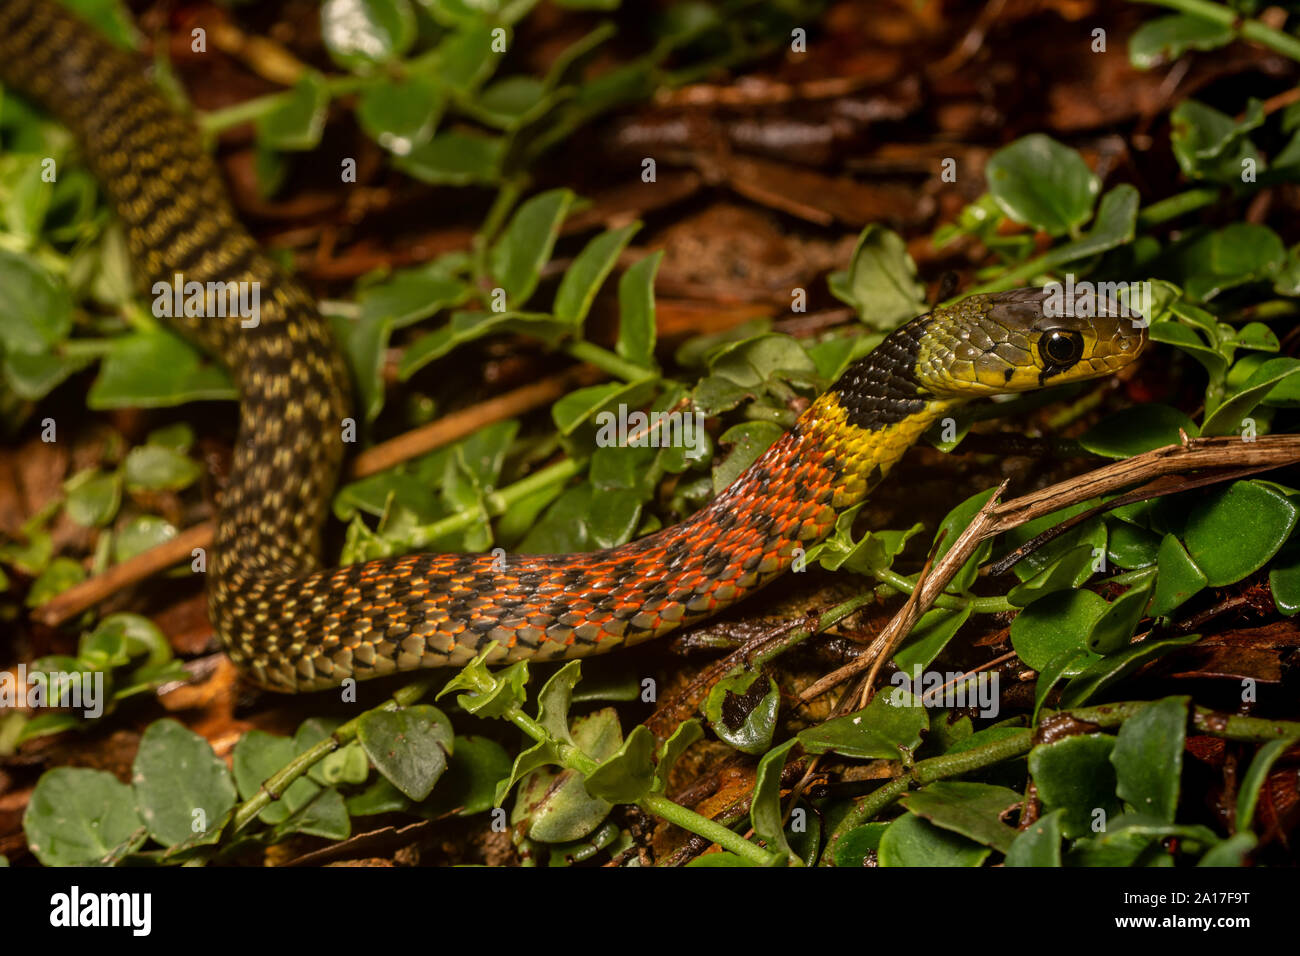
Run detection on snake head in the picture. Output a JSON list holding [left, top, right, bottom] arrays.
[[913, 286, 1148, 398]]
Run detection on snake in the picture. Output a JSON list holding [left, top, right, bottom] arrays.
[[0, 0, 1146, 693]]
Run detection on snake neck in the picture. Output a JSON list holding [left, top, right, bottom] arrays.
[[799, 385, 960, 513]]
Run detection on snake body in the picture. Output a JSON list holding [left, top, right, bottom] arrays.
[[0, 1, 1145, 692]]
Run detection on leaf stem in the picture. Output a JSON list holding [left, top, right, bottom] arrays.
[[820, 727, 1034, 864], [406, 457, 583, 549], [565, 340, 658, 384], [198, 75, 368, 134], [873, 567, 1014, 614]]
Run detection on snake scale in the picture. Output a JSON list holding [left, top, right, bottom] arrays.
[[0, 0, 1145, 692]]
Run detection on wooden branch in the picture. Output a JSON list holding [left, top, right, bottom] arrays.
[[799, 434, 1300, 703], [800, 482, 1008, 703]]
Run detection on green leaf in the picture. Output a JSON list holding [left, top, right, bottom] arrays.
[[417, 734, 512, 817], [63, 468, 121, 528], [1067, 814, 1218, 866], [514, 707, 620, 843], [398, 309, 566, 378], [1011, 588, 1109, 671], [1198, 832, 1256, 866], [321, 0, 416, 70], [616, 249, 663, 369], [691, 374, 753, 416], [2, 154, 52, 241], [1107, 520, 1163, 570], [535, 660, 582, 745], [434, 21, 505, 93], [1087, 572, 1155, 655], [4, 348, 93, 401], [357, 705, 454, 801], [444, 658, 529, 719], [1182, 223, 1285, 303], [588, 487, 642, 549], [900, 782, 1021, 854], [1170, 99, 1264, 186], [1029, 734, 1122, 839], [348, 777, 410, 817], [1110, 696, 1188, 824], [706, 332, 817, 389], [1148, 534, 1207, 618], [1033, 650, 1097, 723], [1005, 809, 1064, 866], [518, 483, 593, 553], [0, 249, 72, 355], [26, 559, 85, 611], [984, 134, 1100, 236], [131, 719, 237, 847], [1036, 184, 1140, 268], [15, 711, 84, 744], [705, 671, 779, 755], [1079, 404, 1199, 458], [797, 690, 928, 760], [475, 76, 552, 128], [147, 423, 195, 452], [1236, 737, 1299, 831], [751, 738, 798, 864], [1269, 542, 1300, 616], [584, 725, 656, 803], [23, 767, 145, 866], [357, 73, 444, 154], [809, 509, 924, 577], [827, 224, 926, 330], [1184, 481, 1298, 586], [113, 515, 176, 563], [1150, 319, 1227, 380], [933, 487, 999, 593], [552, 379, 655, 435], [87, 612, 172, 670], [123, 444, 202, 492], [1201, 357, 1300, 436], [553, 223, 640, 326], [653, 719, 704, 792], [831, 822, 890, 868], [1129, 14, 1233, 69], [396, 130, 503, 185], [489, 188, 575, 308], [879, 812, 990, 867], [1059, 633, 1201, 707], [1007, 543, 1097, 608], [317, 741, 370, 786], [256, 71, 329, 151], [711, 422, 785, 495], [272, 787, 350, 841], [893, 604, 973, 671], [358, 260, 470, 329], [232, 730, 322, 825], [89, 330, 235, 408], [685, 851, 753, 867]]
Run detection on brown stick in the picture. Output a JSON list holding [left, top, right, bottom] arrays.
[[800, 482, 1008, 703], [32, 365, 603, 626], [798, 434, 1300, 703]]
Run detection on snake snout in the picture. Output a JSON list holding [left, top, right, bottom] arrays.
[[913, 286, 1147, 397]]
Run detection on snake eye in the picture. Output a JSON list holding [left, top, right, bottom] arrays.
[[1040, 330, 1084, 368]]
